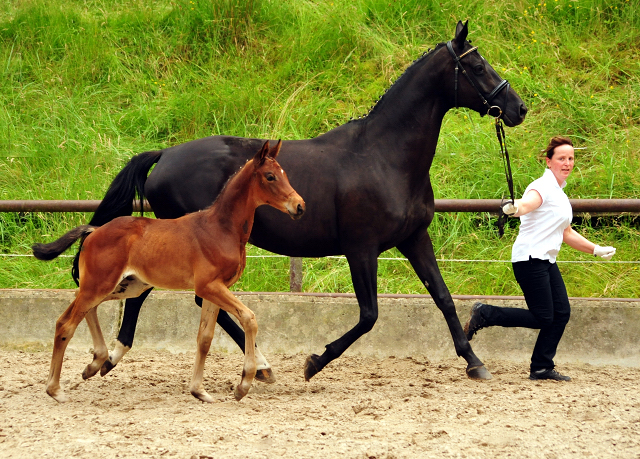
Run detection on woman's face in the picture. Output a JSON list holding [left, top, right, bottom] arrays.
[[546, 143, 575, 185]]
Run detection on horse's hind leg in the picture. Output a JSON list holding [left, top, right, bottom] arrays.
[[189, 299, 220, 403], [82, 307, 109, 380], [101, 289, 153, 376], [47, 293, 101, 403], [254, 345, 275, 383]]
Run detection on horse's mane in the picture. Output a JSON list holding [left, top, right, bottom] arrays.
[[202, 43, 449, 208], [347, 42, 446, 124], [205, 154, 277, 212], [205, 158, 253, 212]]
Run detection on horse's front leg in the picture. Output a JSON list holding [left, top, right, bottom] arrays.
[[304, 250, 379, 381], [189, 299, 220, 403], [195, 285, 258, 401], [397, 230, 492, 380], [197, 297, 275, 384]]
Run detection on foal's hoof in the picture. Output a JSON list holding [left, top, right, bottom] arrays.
[[234, 386, 248, 401], [46, 388, 69, 404], [466, 364, 493, 380], [255, 368, 276, 384], [100, 359, 116, 377], [82, 365, 100, 380], [304, 354, 322, 381], [190, 389, 215, 403]]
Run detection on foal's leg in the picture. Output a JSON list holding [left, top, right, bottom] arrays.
[[397, 229, 492, 380], [200, 298, 275, 384], [196, 284, 257, 401], [82, 307, 110, 380], [47, 293, 101, 402], [189, 299, 220, 403]]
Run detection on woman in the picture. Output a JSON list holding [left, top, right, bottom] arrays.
[[463, 135, 616, 381]]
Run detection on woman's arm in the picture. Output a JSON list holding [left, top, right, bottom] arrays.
[[563, 226, 616, 259], [562, 226, 596, 254], [504, 189, 543, 217]]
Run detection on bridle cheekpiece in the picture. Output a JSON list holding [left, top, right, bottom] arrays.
[[446, 41, 510, 119], [446, 40, 515, 237]]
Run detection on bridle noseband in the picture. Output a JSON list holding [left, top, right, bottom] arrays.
[[446, 41, 510, 119], [446, 40, 515, 237]]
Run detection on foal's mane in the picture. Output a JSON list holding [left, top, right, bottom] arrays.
[[347, 42, 446, 123], [205, 158, 255, 212], [206, 154, 277, 212]]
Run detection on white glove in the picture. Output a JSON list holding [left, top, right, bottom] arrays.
[[593, 245, 616, 261], [502, 201, 518, 216]]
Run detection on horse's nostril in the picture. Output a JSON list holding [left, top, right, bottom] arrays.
[[520, 104, 528, 117], [297, 204, 305, 215]]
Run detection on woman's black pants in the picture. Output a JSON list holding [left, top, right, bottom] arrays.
[[481, 257, 571, 371]]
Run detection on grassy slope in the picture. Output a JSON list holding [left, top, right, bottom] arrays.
[[0, 0, 638, 296]]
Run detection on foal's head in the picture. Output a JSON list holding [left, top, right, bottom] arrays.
[[252, 140, 305, 220]]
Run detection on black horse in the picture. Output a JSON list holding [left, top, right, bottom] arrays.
[[85, 21, 527, 382]]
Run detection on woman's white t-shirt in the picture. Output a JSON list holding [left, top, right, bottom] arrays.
[[511, 168, 573, 263]]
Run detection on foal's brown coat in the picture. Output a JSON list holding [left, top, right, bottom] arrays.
[[33, 140, 305, 403]]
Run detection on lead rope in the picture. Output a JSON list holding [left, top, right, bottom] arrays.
[[495, 117, 515, 237]]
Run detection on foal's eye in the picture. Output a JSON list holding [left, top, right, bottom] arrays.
[[266, 173, 276, 182]]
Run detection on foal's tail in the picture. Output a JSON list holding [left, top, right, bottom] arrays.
[[32, 225, 96, 261], [88, 150, 163, 226]]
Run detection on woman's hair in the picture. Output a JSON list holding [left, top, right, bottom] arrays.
[[544, 135, 573, 159]]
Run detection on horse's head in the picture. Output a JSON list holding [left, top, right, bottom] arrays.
[[446, 20, 527, 127], [252, 140, 305, 219]]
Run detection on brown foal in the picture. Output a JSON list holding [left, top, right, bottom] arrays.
[[32, 140, 305, 403]]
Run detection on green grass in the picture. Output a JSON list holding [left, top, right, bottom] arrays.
[[1, 0, 639, 297]]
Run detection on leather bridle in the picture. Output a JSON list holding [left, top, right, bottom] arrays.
[[446, 40, 515, 237], [446, 41, 510, 120]]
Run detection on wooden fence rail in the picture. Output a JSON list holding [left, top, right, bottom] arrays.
[[2, 199, 640, 214], [2, 199, 638, 291]]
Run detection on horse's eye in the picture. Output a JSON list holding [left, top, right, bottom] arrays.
[[473, 64, 484, 75], [266, 173, 276, 182]]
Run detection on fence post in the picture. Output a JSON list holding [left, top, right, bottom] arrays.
[[289, 257, 303, 292]]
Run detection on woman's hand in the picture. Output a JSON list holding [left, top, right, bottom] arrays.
[[563, 227, 616, 260], [593, 245, 616, 260]]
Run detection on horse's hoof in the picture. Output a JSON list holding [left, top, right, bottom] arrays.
[[46, 388, 69, 403], [466, 364, 493, 380], [255, 368, 276, 384], [191, 389, 215, 403], [100, 359, 116, 377], [82, 365, 99, 380], [233, 386, 248, 401], [304, 354, 322, 381]]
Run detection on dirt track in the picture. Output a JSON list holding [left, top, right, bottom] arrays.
[[1, 349, 639, 458]]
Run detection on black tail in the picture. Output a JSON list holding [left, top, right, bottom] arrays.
[[32, 225, 96, 261], [88, 150, 163, 226]]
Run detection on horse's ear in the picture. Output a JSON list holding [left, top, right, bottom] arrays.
[[254, 140, 270, 167], [269, 139, 282, 159], [454, 20, 469, 48]]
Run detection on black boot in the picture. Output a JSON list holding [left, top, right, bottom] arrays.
[[463, 302, 487, 341], [529, 368, 571, 381]]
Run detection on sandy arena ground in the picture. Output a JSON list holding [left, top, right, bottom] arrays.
[[1, 349, 639, 459]]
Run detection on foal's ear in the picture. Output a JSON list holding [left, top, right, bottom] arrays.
[[254, 140, 270, 167], [454, 20, 469, 48], [268, 139, 282, 159]]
